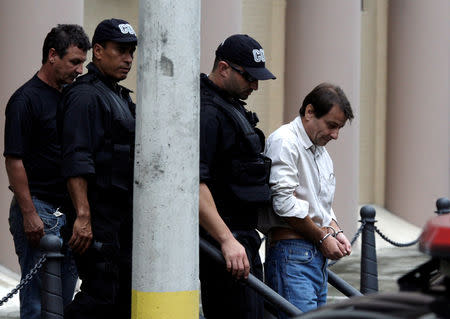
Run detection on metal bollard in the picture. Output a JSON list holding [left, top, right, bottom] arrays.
[[40, 234, 64, 319], [435, 197, 450, 215], [360, 205, 378, 294]]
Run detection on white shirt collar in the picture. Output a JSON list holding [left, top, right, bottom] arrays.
[[293, 116, 324, 156]]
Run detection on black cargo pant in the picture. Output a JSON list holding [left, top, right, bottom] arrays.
[[64, 190, 132, 319], [200, 229, 264, 319]]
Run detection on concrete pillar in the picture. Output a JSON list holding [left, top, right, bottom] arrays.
[[132, 0, 200, 318], [200, 0, 242, 73], [386, 0, 450, 227], [0, 0, 83, 272], [284, 0, 361, 234]]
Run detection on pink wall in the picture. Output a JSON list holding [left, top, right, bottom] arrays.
[[200, 0, 242, 73], [284, 0, 361, 234], [0, 0, 84, 272], [386, 0, 450, 227]]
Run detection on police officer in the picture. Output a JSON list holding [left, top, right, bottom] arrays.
[[199, 34, 276, 319], [60, 19, 137, 319]]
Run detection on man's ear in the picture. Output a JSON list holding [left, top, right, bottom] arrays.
[[93, 43, 104, 60], [48, 48, 58, 64], [217, 60, 231, 78], [305, 104, 315, 120]]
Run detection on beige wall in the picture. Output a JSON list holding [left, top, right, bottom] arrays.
[[386, 0, 450, 227], [201, 0, 242, 73], [242, 0, 286, 136], [84, 0, 139, 93], [359, 0, 388, 206], [284, 0, 361, 234], [0, 0, 84, 272]]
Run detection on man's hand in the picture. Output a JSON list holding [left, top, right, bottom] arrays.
[[69, 215, 93, 255], [23, 211, 44, 247], [5, 156, 44, 247], [319, 236, 345, 260], [199, 183, 251, 279], [67, 177, 92, 254], [336, 232, 352, 256], [221, 236, 250, 279]]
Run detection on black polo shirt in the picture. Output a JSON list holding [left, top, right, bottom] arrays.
[[4, 74, 66, 201]]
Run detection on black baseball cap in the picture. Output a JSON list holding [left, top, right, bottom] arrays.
[[215, 34, 276, 81], [92, 18, 137, 45]]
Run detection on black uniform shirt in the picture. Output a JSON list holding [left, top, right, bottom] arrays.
[[60, 62, 135, 181], [200, 73, 263, 229], [4, 74, 66, 201]]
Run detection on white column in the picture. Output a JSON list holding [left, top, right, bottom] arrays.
[[0, 0, 83, 272], [284, 0, 361, 234], [132, 0, 200, 318], [386, 0, 450, 227]]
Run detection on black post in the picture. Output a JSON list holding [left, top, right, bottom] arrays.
[[40, 234, 64, 319], [360, 205, 378, 294], [435, 197, 450, 215]]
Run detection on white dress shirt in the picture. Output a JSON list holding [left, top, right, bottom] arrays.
[[258, 116, 337, 233]]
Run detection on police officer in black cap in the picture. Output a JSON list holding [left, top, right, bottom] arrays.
[[200, 34, 276, 319], [60, 18, 137, 319]]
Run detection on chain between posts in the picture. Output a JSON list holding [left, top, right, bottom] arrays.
[[328, 218, 420, 267], [374, 225, 420, 247], [0, 254, 47, 306]]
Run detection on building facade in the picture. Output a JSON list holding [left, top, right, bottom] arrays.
[[0, 0, 448, 273]]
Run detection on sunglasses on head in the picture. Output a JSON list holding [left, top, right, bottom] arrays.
[[225, 60, 258, 83]]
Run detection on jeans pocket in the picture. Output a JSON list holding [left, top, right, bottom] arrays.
[[286, 246, 314, 264], [33, 198, 64, 235], [40, 212, 60, 233]]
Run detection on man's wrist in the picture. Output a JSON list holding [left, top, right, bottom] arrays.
[[21, 207, 38, 216], [76, 210, 90, 218], [318, 232, 333, 245], [336, 229, 344, 238]]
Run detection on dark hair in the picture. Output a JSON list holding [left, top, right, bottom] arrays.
[[42, 24, 91, 64], [212, 56, 221, 72], [299, 83, 354, 121]]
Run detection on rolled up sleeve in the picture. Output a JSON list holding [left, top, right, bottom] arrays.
[[61, 89, 96, 178], [265, 135, 309, 219]]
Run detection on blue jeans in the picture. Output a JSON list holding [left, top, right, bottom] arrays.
[[9, 196, 78, 319], [265, 239, 328, 318]]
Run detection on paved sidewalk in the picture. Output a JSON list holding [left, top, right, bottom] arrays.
[[327, 245, 429, 303], [0, 265, 20, 319]]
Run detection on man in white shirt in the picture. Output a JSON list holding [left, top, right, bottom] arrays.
[[259, 83, 354, 317]]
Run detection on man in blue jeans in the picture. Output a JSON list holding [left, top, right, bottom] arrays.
[[259, 83, 354, 317], [4, 24, 90, 319]]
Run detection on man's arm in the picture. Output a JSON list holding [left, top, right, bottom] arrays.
[[67, 177, 92, 254], [5, 156, 44, 246], [199, 183, 250, 279]]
